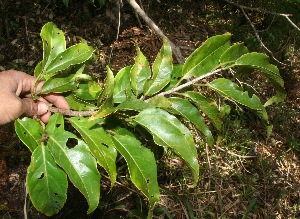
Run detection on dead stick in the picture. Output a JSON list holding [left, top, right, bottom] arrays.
[[126, 0, 185, 64]]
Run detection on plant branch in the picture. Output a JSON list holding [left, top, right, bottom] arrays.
[[223, 0, 300, 66], [48, 105, 96, 117], [126, 0, 185, 64], [240, 7, 286, 66], [156, 68, 222, 97]]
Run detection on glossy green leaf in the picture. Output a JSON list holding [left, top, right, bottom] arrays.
[[69, 117, 117, 186], [47, 131, 100, 214], [220, 43, 249, 69], [134, 108, 199, 186], [209, 78, 269, 123], [40, 73, 78, 94], [148, 96, 172, 109], [168, 97, 214, 146], [144, 39, 173, 96], [185, 92, 223, 131], [44, 43, 94, 76], [209, 78, 265, 111], [27, 145, 67, 216], [97, 66, 114, 106], [34, 61, 43, 78], [90, 97, 115, 120], [116, 98, 154, 112], [182, 33, 231, 79], [235, 52, 286, 106], [114, 66, 132, 103], [40, 22, 66, 71], [15, 118, 44, 152], [112, 135, 160, 208], [165, 64, 183, 91], [92, 67, 115, 120], [65, 94, 97, 110], [46, 113, 65, 135], [130, 45, 151, 95], [74, 81, 101, 101]]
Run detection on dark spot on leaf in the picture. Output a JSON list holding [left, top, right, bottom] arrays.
[[57, 32, 60, 35], [38, 172, 44, 180], [54, 192, 58, 196], [45, 40, 48, 46], [60, 56, 63, 60], [23, 132, 27, 136], [146, 178, 150, 184], [77, 50, 80, 53], [151, 195, 154, 198], [52, 47, 54, 50], [56, 124, 61, 128]]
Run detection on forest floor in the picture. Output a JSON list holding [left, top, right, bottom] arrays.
[[0, 0, 299, 218]]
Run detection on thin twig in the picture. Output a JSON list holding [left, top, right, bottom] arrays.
[[223, 0, 293, 16], [108, 0, 122, 65], [126, 0, 185, 64], [156, 68, 222, 97], [240, 7, 286, 66], [223, 0, 300, 66], [215, 145, 257, 159]]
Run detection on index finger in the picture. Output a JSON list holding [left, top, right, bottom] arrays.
[[42, 93, 70, 110]]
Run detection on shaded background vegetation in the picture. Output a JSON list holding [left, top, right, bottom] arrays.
[[0, 0, 299, 218]]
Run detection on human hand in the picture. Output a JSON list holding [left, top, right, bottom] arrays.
[[0, 70, 69, 125]]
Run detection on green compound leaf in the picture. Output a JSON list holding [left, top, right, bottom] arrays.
[[40, 22, 66, 71], [47, 131, 100, 214], [15, 118, 44, 152], [114, 66, 132, 103], [168, 97, 214, 146], [134, 108, 199, 187], [27, 145, 68, 216], [209, 78, 269, 123], [220, 43, 249, 69], [185, 92, 223, 131], [234, 52, 286, 106], [130, 44, 151, 96], [112, 135, 160, 208], [69, 117, 117, 186], [182, 33, 231, 79], [44, 43, 94, 76], [144, 39, 173, 96]]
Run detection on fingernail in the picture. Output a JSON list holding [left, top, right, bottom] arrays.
[[37, 102, 49, 115]]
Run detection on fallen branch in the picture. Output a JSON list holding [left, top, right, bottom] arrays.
[[223, 0, 300, 66], [126, 0, 185, 64], [240, 7, 286, 66]]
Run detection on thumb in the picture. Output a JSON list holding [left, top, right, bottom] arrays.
[[22, 98, 48, 117]]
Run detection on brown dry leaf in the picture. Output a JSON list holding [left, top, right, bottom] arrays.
[[10, 39, 18, 45]]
